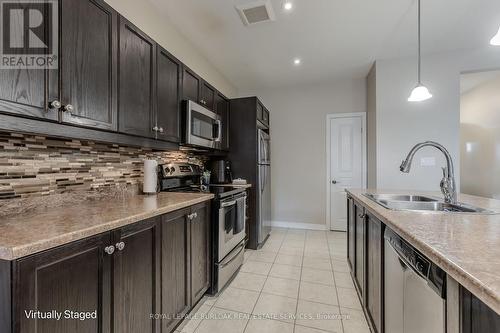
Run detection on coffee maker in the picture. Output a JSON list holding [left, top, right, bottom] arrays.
[[210, 160, 233, 184]]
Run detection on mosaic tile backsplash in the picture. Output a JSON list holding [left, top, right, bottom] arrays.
[[0, 132, 205, 200]]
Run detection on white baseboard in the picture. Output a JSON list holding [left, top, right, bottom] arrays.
[[271, 221, 327, 231]]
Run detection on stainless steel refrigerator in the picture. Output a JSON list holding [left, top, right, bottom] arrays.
[[257, 129, 271, 244]]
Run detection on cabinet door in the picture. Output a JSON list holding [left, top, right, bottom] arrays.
[[461, 287, 500, 333], [354, 203, 365, 299], [60, 0, 117, 130], [366, 214, 384, 333], [200, 82, 215, 110], [161, 209, 191, 333], [347, 197, 356, 271], [15, 233, 112, 333], [182, 68, 200, 103], [118, 16, 156, 138], [0, 0, 57, 121], [156, 46, 181, 142], [215, 93, 230, 150], [190, 202, 211, 305], [256, 102, 264, 122], [113, 217, 161, 333], [262, 108, 270, 126]]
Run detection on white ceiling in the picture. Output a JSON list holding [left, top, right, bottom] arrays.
[[150, 0, 500, 91]]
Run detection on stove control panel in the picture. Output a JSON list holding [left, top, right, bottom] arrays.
[[159, 163, 201, 178]]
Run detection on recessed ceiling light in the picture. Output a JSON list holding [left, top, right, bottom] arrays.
[[283, 1, 293, 11], [293, 58, 301, 65]]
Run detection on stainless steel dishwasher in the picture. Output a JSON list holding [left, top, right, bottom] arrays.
[[384, 228, 447, 333]]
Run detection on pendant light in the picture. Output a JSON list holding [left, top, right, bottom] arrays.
[[490, 26, 500, 46], [408, 0, 433, 102]]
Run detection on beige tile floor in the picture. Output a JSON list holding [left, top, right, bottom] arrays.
[[176, 228, 370, 333]]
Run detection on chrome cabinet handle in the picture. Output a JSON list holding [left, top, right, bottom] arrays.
[[104, 245, 115, 255], [49, 100, 61, 110], [332, 180, 337, 184], [152, 126, 159, 132], [188, 212, 198, 220], [62, 104, 74, 113], [159, 127, 164, 133], [358, 213, 366, 219], [116, 241, 125, 251]]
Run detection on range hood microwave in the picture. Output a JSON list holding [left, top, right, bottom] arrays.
[[183, 100, 222, 149]]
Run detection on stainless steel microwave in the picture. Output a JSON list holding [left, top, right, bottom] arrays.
[[184, 100, 221, 149]]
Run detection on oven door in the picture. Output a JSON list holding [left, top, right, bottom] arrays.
[[185, 100, 221, 148], [218, 194, 246, 261]]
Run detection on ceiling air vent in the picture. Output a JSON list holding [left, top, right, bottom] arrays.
[[236, 1, 276, 26]]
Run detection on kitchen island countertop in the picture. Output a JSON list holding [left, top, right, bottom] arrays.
[[347, 189, 500, 315]]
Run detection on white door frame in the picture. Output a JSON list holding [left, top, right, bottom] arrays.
[[326, 112, 367, 230]]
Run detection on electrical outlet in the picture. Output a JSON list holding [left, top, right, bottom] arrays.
[[420, 157, 436, 167]]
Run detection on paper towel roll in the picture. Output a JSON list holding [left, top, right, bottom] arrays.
[[143, 159, 158, 194]]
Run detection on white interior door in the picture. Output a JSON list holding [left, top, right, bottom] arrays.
[[329, 116, 363, 231]]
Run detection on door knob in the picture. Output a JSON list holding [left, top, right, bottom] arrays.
[[116, 241, 125, 251], [49, 100, 61, 110], [104, 245, 115, 255], [62, 104, 74, 113]]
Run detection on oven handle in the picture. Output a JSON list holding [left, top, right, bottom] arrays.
[[221, 200, 237, 208], [219, 241, 246, 268]]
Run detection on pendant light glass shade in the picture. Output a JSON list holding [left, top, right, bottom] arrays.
[[408, 0, 432, 102], [490, 26, 500, 46], [408, 84, 433, 102]]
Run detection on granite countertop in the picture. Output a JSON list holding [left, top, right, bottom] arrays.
[[347, 189, 500, 315], [0, 190, 214, 261]]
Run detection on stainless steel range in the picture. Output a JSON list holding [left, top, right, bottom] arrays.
[[158, 163, 247, 295]]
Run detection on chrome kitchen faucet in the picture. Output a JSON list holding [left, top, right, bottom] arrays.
[[400, 141, 457, 204]]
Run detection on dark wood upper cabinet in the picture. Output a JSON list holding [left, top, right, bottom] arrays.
[[190, 202, 211, 305], [200, 82, 215, 110], [156, 45, 181, 142], [59, 0, 118, 130], [118, 16, 156, 138], [215, 93, 230, 150], [347, 197, 355, 271], [161, 209, 191, 333], [366, 213, 384, 333], [354, 203, 365, 299], [182, 67, 200, 103], [112, 217, 161, 333], [14, 233, 112, 333], [0, 0, 56, 122]]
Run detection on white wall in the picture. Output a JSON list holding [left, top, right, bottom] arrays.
[[105, 0, 237, 97], [373, 47, 500, 191], [460, 73, 500, 199], [244, 79, 366, 227]]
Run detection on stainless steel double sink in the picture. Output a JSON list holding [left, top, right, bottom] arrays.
[[363, 193, 496, 214]]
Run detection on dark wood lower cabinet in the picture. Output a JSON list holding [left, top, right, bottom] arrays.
[[190, 202, 211, 305], [14, 233, 112, 333], [354, 203, 365, 298], [365, 213, 384, 333], [2, 203, 211, 333], [461, 287, 500, 333], [161, 208, 191, 333], [112, 216, 161, 333], [347, 197, 355, 270]]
